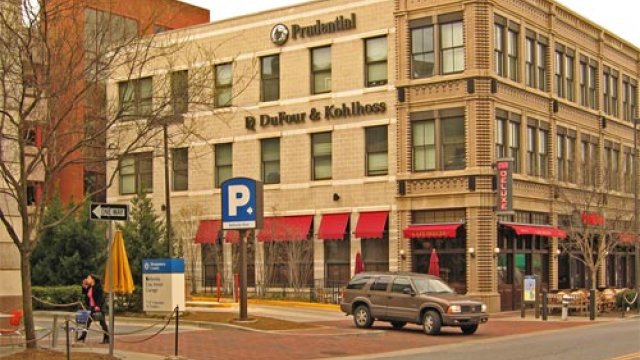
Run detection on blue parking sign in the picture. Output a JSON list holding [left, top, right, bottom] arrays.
[[221, 177, 263, 230]]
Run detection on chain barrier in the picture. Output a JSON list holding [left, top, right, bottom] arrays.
[[32, 296, 85, 310], [114, 313, 175, 344], [76, 310, 175, 337], [0, 330, 52, 348]]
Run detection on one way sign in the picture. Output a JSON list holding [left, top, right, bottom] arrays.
[[90, 203, 129, 221]]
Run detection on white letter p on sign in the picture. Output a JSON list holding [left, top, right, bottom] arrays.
[[228, 185, 250, 216]]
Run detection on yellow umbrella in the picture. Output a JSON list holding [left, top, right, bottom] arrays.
[[103, 230, 135, 293]]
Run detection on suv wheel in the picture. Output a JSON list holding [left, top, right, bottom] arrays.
[[353, 305, 374, 328], [461, 324, 478, 335], [422, 310, 441, 335], [390, 321, 406, 329]]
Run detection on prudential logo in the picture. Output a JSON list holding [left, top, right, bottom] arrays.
[[270, 23, 289, 46]]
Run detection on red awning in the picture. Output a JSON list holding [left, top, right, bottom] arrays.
[[355, 211, 388, 239], [194, 220, 221, 244], [616, 232, 639, 244], [501, 223, 567, 238], [403, 223, 462, 239], [225, 230, 240, 244], [258, 216, 313, 242], [318, 213, 350, 240]]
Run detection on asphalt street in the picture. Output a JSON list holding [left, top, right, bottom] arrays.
[[330, 317, 640, 360]]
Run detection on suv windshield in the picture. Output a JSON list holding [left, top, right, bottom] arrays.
[[413, 278, 455, 294]]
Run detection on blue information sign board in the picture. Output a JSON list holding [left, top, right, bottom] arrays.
[[142, 259, 185, 274], [221, 177, 263, 230]]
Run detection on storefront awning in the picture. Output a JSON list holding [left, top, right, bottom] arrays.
[[355, 211, 388, 239], [615, 232, 639, 244], [258, 216, 313, 242], [581, 212, 604, 225], [501, 222, 567, 238], [403, 223, 462, 239], [194, 220, 221, 244], [318, 213, 350, 240], [225, 230, 240, 244]]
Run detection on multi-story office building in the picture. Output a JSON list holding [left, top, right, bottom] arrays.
[[106, 0, 638, 311]]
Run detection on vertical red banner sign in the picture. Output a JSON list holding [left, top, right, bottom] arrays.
[[496, 159, 514, 215]]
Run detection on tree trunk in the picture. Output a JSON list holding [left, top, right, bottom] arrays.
[[20, 251, 36, 348]]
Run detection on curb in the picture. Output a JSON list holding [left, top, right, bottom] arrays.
[[190, 297, 341, 311]]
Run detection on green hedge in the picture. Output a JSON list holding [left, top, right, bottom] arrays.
[[32, 286, 84, 311], [615, 289, 639, 310], [32, 286, 143, 313]]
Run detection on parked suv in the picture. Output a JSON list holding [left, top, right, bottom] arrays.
[[340, 272, 488, 335]]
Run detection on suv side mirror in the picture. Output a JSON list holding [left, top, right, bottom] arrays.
[[402, 288, 415, 296]]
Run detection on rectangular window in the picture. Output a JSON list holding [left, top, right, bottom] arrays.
[[215, 63, 232, 107], [624, 149, 634, 193], [172, 148, 188, 191], [610, 147, 620, 190], [261, 55, 280, 102], [440, 20, 464, 74], [631, 82, 638, 120], [537, 42, 547, 91], [365, 126, 388, 176], [579, 60, 588, 106], [588, 63, 597, 109], [312, 132, 332, 180], [565, 52, 574, 101], [566, 136, 575, 183], [507, 28, 518, 81], [526, 126, 536, 176], [412, 109, 465, 171], [215, 143, 232, 188], [495, 111, 520, 172], [623, 77, 631, 121], [603, 68, 611, 115], [603, 144, 612, 188], [580, 140, 590, 186], [119, 152, 153, 195], [611, 71, 619, 117], [555, 49, 564, 98], [411, 22, 435, 78], [556, 134, 565, 182], [311, 46, 331, 94], [261, 138, 280, 184], [525, 37, 535, 87], [589, 141, 597, 186], [494, 23, 505, 77], [170, 70, 188, 115], [538, 128, 548, 178], [365, 36, 388, 87], [118, 77, 152, 117], [413, 120, 436, 171], [441, 115, 466, 170]]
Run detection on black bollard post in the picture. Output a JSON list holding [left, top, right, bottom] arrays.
[[175, 306, 179, 357], [542, 289, 548, 321], [589, 289, 596, 321], [65, 320, 70, 360]]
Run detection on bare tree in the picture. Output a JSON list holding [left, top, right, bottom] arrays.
[[173, 204, 205, 295], [557, 184, 634, 294], [0, 0, 243, 345]]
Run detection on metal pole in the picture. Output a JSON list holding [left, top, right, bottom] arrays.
[[174, 305, 179, 357], [65, 320, 70, 360], [108, 222, 115, 356], [239, 229, 248, 321], [163, 120, 173, 258], [634, 118, 640, 312]]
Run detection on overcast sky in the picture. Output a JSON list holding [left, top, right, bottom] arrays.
[[181, 0, 639, 47]]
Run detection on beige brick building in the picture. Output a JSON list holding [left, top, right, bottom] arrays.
[[106, 0, 638, 312]]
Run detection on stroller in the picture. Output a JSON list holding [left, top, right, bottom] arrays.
[[72, 310, 91, 343]]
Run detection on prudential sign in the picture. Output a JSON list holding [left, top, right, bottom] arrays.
[[221, 177, 263, 230]]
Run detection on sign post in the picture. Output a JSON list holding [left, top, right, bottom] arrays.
[[221, 178, 263, 321], [142, 259, 185, 312], [90, 202, 129, 356]]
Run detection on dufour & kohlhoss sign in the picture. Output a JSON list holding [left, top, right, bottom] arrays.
[[245, 101, 386, 130], [496, 159, 514, 215]]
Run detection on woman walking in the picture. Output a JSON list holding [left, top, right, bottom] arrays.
[[78, 274, 110, 344]]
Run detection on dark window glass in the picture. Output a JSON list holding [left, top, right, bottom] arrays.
[[119, 152, 153, 194], [261, 55, 280, 102], [261, 138, 280, 184], [172, 147, 188, 191], [215, 63, 232, 107], [411, 25, 435, 78], [370, 276, 391, 291], [312, 132, 332, 180], [440, 21, 464, 74], [365, 36, 388, 87], [365, 126, 388, 176], [311, 46, 331, 94], [171, 70, 188, 114], [391, 277, 412, 293], [118, 77, 152, 117], [215, 143, 232, 188]]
